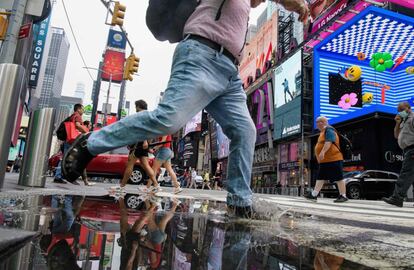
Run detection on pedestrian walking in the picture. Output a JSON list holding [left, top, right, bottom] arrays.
[[383, 101, 414, 207], [61, 0, 309, 218], [117, 100, 159, 192], [202, 171, 212, 190], [13, 155, 22, 173], [152, 135, 182, 194], [54, 104, 90, 185], [304, 116, 348, 203], [188, 168, 198, 189]]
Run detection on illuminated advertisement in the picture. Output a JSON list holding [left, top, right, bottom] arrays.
[[247, 80, 274, 145], [273, 50, 302, 140], [183, 111, 202, 137], [314, 7, 414, 128], [239, 12, 278, 87], [216, 123, 230, 160], [101, 49, 125, 83], [308, 0, 349, 35]]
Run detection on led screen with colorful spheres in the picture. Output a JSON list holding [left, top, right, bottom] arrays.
[[314, 7, 414, 128]]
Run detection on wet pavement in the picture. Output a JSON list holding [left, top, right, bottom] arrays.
[[0, 188, 413, 270]]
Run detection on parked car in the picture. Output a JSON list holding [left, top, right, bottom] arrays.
[[49, 146, 153, 185], [321, 170, 398, 200]]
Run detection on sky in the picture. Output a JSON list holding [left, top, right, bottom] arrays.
[[51, 1, 267, 111]]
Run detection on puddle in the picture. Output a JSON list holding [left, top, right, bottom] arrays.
[[0, 193, 407, 270]]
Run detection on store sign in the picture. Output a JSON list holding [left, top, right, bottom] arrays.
[[29, 16, 50, 87], [274, 50, 302, 140], [279, 161, 299, 171], [106, 29, 127, 50], [101, 49, 125, 83], [19, 23, 32, 39], [309, 0, 349, 34], [384, 151, 403, 164], [181, 134, 199, 168]]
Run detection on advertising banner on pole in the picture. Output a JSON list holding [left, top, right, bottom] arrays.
[[28, 16, 51, 87], [101, 49, 125, 83], [106, 29, 127, 50]]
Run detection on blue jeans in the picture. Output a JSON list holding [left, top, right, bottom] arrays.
[[51, 195, 74, 234], [55, 142, 70, 179], [87, 39, 256, 207], [155, 147, 172, 162]]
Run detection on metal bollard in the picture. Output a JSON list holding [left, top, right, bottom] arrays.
[[18, 108, 56, 187], [0, 64, 26, 188]]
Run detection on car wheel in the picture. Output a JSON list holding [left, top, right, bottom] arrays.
[[125, 194, 144, 210], [128, 167, 145, 185], [347, 184, 361, 199]]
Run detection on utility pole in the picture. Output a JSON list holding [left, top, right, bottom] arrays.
[[91, 61, 103, 130], [103, 73, 112, 126], [0, 0, 28, 63], [117, 79, 126, 120]]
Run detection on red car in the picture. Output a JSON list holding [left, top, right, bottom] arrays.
[[49, 146, 154, 185]]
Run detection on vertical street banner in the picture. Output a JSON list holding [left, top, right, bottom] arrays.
[[28, 15, 51, 87], [101, 49, 125, 83]]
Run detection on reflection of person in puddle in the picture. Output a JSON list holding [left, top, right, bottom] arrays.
[[314, 250, 344, 270], [118, 197, 178, 269]]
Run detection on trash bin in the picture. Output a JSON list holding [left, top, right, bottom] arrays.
[[18, 108, 56, 187]]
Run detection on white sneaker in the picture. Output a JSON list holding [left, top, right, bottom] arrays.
[[173, 187, 183, 194], [150, 185, 162, 193]]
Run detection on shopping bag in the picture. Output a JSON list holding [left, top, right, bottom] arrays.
[[64, 121, 81, 144]]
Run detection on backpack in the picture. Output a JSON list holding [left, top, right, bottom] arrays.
[[325, 127, 353, 160], [56, 116, 72, 141], [146, 0, 226, 43]]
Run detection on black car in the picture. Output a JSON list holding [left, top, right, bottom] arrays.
[[320, 170, 398, 200]]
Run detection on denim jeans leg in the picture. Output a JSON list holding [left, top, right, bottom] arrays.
[[393, 149, 414, 200], [206, 76, 256, 207], [55, 142, 71, 179], [87, 39, 232, 155]]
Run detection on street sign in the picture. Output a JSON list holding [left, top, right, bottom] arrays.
[[29, 16, 51, 87], [106, 29, 127, 50], [18, 23, 32, 39]]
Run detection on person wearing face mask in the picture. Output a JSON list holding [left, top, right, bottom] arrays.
[[383, 101, 414, 207]]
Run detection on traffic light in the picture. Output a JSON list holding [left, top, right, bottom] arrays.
[[123, 54, 139, 81], [111, 1, 126, 26], [0, 16, 8, 40]]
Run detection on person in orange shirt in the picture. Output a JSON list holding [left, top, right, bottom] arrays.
[[304, 116, 348, 202]]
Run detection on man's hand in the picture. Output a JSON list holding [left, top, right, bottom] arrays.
[[279, 0, 310, 23], [395, 114, 402, 125]]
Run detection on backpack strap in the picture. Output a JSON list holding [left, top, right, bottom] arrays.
[[215, 0, 226, 20], [324, 126, 341, 151]]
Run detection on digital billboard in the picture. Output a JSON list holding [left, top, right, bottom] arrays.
[[216, 123, 230, 160], [314, 7, 414, 128], [273, 50, 302, 140], [247, 80, 274, 145], [101, 49, 125, 83], [183, 111, 202, 137]]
